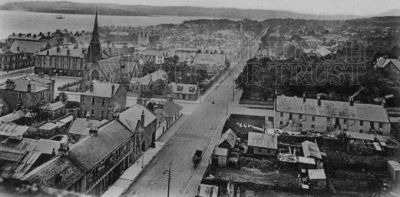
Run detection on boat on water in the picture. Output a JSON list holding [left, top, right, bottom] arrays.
[[55, 15, 65, 19]]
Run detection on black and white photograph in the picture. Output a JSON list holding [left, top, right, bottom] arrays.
[[0, 0, 399, 196]]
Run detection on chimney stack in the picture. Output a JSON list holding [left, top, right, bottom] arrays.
[[349, 97, 354, 106], [303, 93, 306, 103], [89, 81, 94, 92], [27, 82, 31, 92], [141, 110, 145, 127], [89, 127, 98, 137], [111, 84, 115, 96], [56, 46, 60, 53], [58, 136, 69, 156], [67, 49, 70, 56], [317, 95, 321, 106]]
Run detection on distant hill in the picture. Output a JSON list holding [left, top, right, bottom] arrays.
[[379, 9, 400, 16], [0, 1, 361, 20]]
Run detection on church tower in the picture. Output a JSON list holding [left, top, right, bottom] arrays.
[[88, 9, 101, 63]]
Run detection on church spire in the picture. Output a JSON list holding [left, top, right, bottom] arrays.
[[88, 8, 101, 63]]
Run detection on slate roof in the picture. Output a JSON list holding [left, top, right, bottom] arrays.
[[10, 40, 49, 54], [82, 81, 120, 98], [36, 45, 85, 58], [68, 118, 108, 136], [22, 156, 84, 190], [247, 132, 278, 150], [119, 104, 156, 131], [0, 78, 48, 92], [302, 140, 322, 160], [0, 123, 29, 137], [276, 96, 389, 123], [218, 129, 237, 148], [130, 69, 168, 85], [68, 120, 133, 172], [41, 101, 65, 111], [162, 100, 183, 117], [169, 83, 198, 95]]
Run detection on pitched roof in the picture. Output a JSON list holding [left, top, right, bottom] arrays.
[[308, 169, 326, 180], [41, 101, 65, 111], [162, 100, 183, 117], [218, 129, 237, 148], [0, 123, 29, 137], [169, 83, 198, 95], [10, 40, 49, 54], [119, 104, 156, 131], [382, 59, 400, 71], [276, 96, 389, 123], [36, 45, 85, 58], [130, 69, 168, 85], [247, 132, 278, 150], [0, 78, 48, 92], [22, 156, 84, 190], [69, 120, 133, 172], [82, 81, 120, 98], [302, 140, 322, 159], [68, 118, 108, 136]]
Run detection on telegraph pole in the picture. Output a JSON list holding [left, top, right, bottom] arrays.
[[167, 163, 171, 197]]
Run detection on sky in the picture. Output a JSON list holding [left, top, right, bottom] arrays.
[[1, 0, 400, 16]]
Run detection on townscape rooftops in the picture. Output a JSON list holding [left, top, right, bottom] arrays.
[[0, 110, 26, 124], [0, 123, 29, 137], [382, 58, 400, 71], [168, 83, 198, 95], [388, 160, 400, 171], [130, 69, 168, 85], [214, 147, 228, 156], [302, 140, 322, 160], [162, 100, 183, 117], [276, 96, 389, 123], [247, 132, 278, 150], [82, 81, 120, 98], [69, 120, 133, 172], [68, 118, 108, 136], [36, 45, 85, 58], [22, 156, 84, 190], [119, 104, 156, 131], [41, 101, 65, 111], [219, 129, 237, 148], [308, 169, 326, 180], [0, 78, 48, 93], [10, 40, 49, 54]]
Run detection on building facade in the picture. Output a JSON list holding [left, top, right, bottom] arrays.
[[274, 96, 391, 135], [35, 45, 86, 77], [0, 76, 54, 111], [80, 81, 127, 120]]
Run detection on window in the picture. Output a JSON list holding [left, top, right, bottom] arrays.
[[311, 125, 315, 129], [91, 97, 95, 105], [360, 120, 363, 126], [312, 116, 315, 121], [82, 97, 85, 104], [18, 93, 22, 99], [41, 91, 45, 99], [279, 121, 283, 125], [102, 98, 106, 106], [370, 121, 374, 128], [101, 111, 104, 118], [289, 113, 292, 120], [280, 112, 283, 117], [327, 117, 331, 122], [379, 123, 383, 129], [344, 119, 347, 124], [360, 129, 363, 133], [299, 114, 303, 119], [91, 109, 94, 116]]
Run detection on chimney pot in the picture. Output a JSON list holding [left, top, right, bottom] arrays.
[[141, 110, 145, 126]]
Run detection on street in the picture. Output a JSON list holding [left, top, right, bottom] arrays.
[[123, 29, 266, 197]]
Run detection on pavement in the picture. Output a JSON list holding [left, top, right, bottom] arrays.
[[122, 29, 265, 197]]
